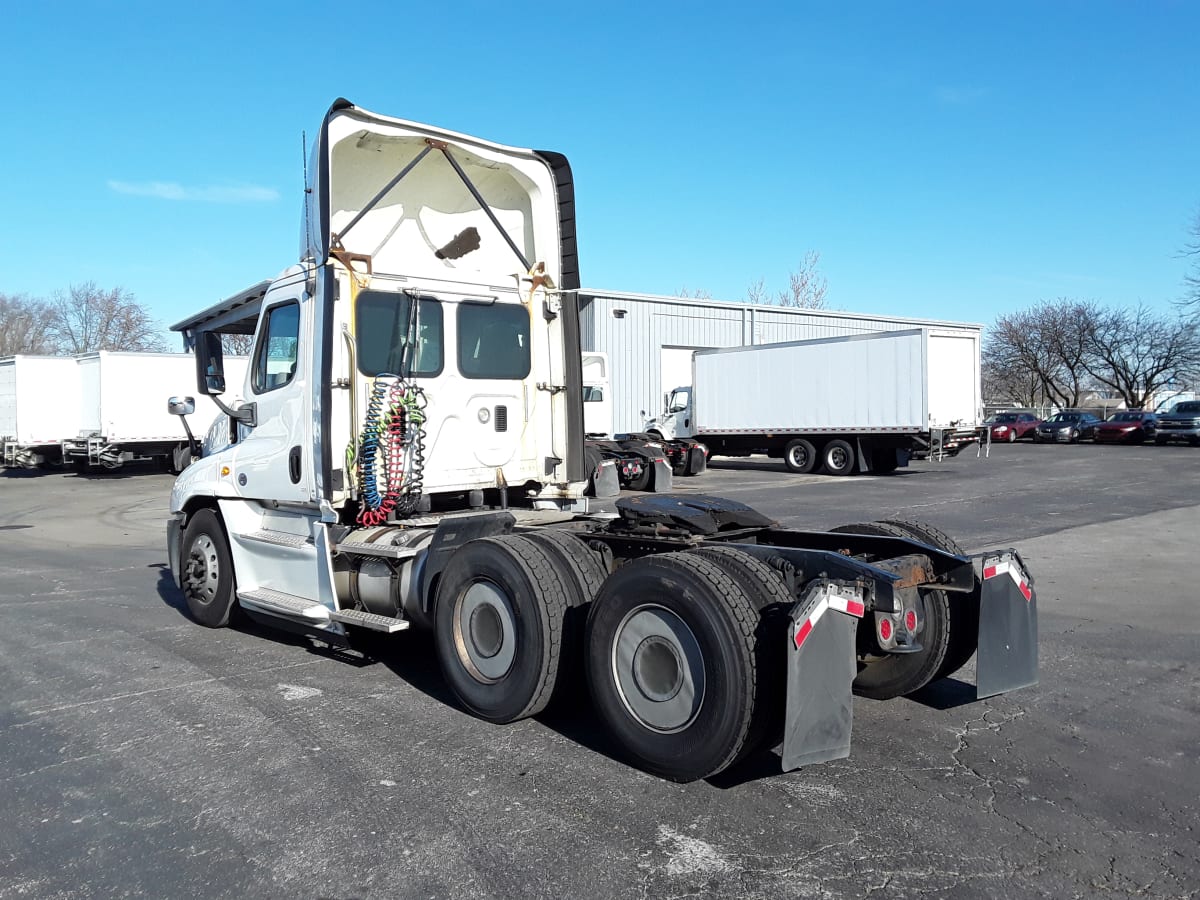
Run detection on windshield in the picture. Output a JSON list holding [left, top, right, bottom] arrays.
[[994, 413, 1019, 423], [1047, 413, 1080, 423], [1109, 412, 1142, 422], [1171, 402, 1200, 414]]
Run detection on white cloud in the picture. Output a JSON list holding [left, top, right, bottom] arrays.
[[107, 180, 279, 203]]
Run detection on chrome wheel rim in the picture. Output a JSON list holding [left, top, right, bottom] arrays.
[[185, 534, 219, 607], [452, 580, 517, 683], [611, 604, 705, 733]]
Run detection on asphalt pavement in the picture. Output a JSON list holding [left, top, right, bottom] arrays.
[[1, 443, 1198, 899]]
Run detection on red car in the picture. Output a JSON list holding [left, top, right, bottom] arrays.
[[988, 412, 1041, 442], [1095, 411, 1158, 444]]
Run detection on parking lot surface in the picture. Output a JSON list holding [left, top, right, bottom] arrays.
[[1, 443, 1198, 899]]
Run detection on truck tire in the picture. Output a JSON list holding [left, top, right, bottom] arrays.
[[829, 522, 951, 699], [521, 529, 609, 681], [783, 438, 817, 474], [434, 535, 571, 723], [585, 552, 763, 782], [584, 446, 604, 495], [689, 546, 791, 757], [625, 458, 652, 492], [881, 519, 980, 682], [180, 508, 239, 628], [822, 439, 856, 476]]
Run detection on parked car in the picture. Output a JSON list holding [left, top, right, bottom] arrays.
[[1033, 411, 1103, 443], [988, 412, 1041, 443], [1154, 400, 1200, 445], [1095, 411, 1157, 444]]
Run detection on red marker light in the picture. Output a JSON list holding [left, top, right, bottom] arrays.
[[904, 609, 918, 632], [879, 618, 893, 641]]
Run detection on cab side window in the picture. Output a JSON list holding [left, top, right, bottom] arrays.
[[252, 302, 300, 393]]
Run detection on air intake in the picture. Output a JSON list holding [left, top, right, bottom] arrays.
[[495, 405, 508, 432]]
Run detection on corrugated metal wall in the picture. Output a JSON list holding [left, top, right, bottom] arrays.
[[580, 290, 982, 433]]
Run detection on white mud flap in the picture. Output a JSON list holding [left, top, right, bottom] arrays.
[[782, 580, 865, 770], [592, 459, 621, 499], [976, 551, 1038, 698], [649, 458, 673, 492]]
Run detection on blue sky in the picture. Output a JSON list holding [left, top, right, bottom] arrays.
[[2, 1, 1197, 340]]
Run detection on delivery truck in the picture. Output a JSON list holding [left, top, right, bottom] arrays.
[[643, 329, 982, 475], [61, 351, 247, 472], [164, 98, 1036, 782], [0, 355, 82, 467]]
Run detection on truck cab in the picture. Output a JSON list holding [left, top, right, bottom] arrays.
[[645, 386, 693, 440]]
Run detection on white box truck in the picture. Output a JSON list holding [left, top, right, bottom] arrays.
[[163, 99, 1035, 783], [0, 355, 82, 467], [643, 329, 982, 475], [62, 351, 247, 472]]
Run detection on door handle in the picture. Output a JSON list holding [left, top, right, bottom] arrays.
[[289, 446, 302, 484]]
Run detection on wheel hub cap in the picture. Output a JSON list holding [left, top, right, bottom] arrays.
[[612, 605, 704, 733]]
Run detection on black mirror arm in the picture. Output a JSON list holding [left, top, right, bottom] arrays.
[[211, 395, 257, 428]]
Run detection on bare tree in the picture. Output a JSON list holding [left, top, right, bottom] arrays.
[[745, 277, 769, 305], [47, 283, 169, 353], [986, 299, 1099, 408], [221, 333, 256, 355], [1184, 206, 1200, 312], [676, 286, 714, 300], [1082, 305, 1200, 408], [773, 251, 828, 310], [0, 293, 57, 355]]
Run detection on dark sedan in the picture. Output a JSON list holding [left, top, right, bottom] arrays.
[[1095, 411, 1157, 444], [1034, 411, 1103, 443]]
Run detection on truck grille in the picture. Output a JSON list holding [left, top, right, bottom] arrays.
[[495, 405, 507, 432]]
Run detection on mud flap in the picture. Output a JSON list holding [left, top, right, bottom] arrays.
[[649, 459, 673, 492], [976, 551, 1038, 698], [686, 446, 707, 475], [592, 459, 620, 499], [782, 581, 865, 771]]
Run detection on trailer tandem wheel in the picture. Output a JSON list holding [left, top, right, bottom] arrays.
[[880, 518, 980, 682], [434, 535, 572, 723], [584, 552, 763, 782], [783, 438, 817, 474], [821, 439, 856, 476], [830, 521, 951, 700]]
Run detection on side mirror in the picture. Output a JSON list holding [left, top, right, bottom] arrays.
[[168, 396, 196, 416], [196, 331, 226, 395]]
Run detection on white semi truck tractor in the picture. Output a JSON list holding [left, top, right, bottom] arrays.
[[166, 100, 1037, 782]]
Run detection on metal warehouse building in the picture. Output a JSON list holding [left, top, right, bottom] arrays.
[[579, 290, 983, 433]]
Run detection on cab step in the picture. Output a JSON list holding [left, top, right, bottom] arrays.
[[239, 529, 313, 549], [238, 587, 329, 621], [329, 609, 411, 633]]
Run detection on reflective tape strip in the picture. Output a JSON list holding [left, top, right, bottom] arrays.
[[795, 590, 865, 649], [983, 559, 1032, 602]]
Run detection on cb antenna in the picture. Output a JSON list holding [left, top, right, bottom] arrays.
[[301, 130, 313, 264]]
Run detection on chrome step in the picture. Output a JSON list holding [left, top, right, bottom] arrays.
[[238, 588, 329, 621], [329, 609, 411, 633], [240, 529, 313, 549], [334, 542, 421, 561]]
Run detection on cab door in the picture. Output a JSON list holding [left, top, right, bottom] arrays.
[[230, 291, 314, 504]]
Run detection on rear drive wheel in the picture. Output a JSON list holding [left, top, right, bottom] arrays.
[[881, 518, 980, 682], [830, 522, 951, 699], [434, 535, 571, 723], [585, 552, 763, 781], [783, 438, 817, 474], [181, 508, 238, 628], [625, 457, 652, 492], [822, 439, 856, 476]]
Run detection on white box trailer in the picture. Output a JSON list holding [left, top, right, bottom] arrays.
[[645, 328, 982, 475], [62, 351, 248, 471], [0, 355, 83, 467]]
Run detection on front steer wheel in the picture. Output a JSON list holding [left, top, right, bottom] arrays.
[[180, 509, 239, 628], [585, 552, 767, 782]]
